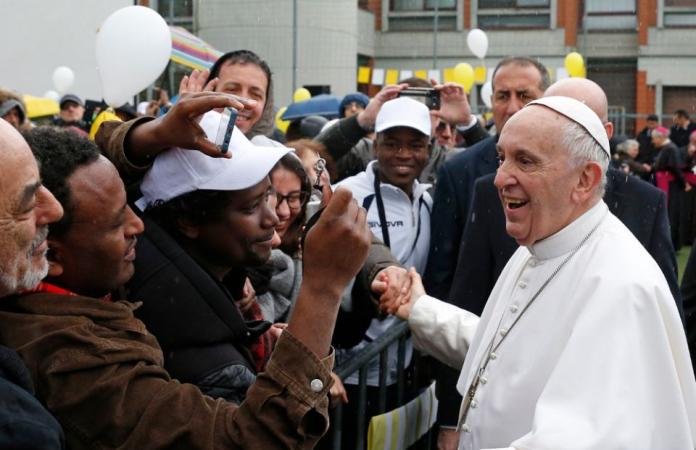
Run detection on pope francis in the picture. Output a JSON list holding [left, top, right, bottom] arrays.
[[382, 96, 696, 450]]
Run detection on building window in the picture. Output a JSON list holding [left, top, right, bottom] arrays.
[[583, 0, 636, 31], [664, 0, 696, 27], [477, 0, 551, 29], [392, 0, 456, 11], [153, 0, 195, 96], [387, 0, 459, 31]]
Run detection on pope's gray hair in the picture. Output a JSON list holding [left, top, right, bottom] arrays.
[[561, 120, 609, 197]]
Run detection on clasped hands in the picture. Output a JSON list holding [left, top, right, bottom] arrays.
[[371, 266, 426, 320]]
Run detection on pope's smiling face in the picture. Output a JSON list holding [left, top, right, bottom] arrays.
[[494, 106, 584, 246]]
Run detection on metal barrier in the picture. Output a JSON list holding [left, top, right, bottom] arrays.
[[330, 320, 434, 450]]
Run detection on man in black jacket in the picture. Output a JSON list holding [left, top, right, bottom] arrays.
[[670, 109, 696, 148]]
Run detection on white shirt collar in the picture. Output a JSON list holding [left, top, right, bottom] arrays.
[[528, 200, 608, 260]]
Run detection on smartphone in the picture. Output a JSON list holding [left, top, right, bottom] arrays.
[[215, 107, 238, 154], [399, 87, 441, 110]]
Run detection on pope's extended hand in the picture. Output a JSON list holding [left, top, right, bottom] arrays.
[[375, 267, 424, 320]]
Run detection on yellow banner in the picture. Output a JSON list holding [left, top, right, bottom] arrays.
[[414, 70, 428, 80], [358, 66, 371, 84], [385, 69, 400, 85]]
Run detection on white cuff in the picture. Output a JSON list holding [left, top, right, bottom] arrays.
[[456, 115, 478, 132]]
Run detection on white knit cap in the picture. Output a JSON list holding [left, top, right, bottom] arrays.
[[526, 96, 610, 157]]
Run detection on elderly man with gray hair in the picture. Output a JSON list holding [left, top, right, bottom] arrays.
[[379, 96, 696, 449]]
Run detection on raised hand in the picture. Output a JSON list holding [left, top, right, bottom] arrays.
[[125, 92, 257, 162], [431, 81, 472, 126], [356, 84, 408, 131]]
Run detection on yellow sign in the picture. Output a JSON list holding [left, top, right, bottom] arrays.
[[385, 69, 399, 85], [358, 66, 371, 84]]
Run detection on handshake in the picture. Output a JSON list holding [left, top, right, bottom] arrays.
[[371, 266, 427, 320]]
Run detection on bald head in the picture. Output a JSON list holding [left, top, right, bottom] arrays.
[[0, 115, 28, 159], [544, 78, 613, 139]]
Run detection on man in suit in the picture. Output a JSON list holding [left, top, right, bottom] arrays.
[[438, 77, 681, 447], [424, 56, 550, 450], [425, 57, 550, 301]]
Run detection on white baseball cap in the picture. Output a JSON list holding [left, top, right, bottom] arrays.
[[375, 97, 431, 137], [137, 110, 291, 210], [526, 96, 610, 157]]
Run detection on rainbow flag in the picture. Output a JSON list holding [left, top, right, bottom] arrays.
[[170, 26, 223, 71]]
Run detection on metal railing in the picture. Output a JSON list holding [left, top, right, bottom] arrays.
[[330, 320, 435, 450]]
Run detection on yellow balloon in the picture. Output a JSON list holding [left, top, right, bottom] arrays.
[[564, 52, 585, 78], [293, 88, 311, 103], [275, 106, 290, 133], [453, 63, 475, 93], [89, 108, 122, 141]]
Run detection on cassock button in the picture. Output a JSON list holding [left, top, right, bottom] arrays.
[[471, 400, 478, 409], [509, 304, 519, 313], [462, 424, 471, 433], [519, 281, 527, 289], [480, 376, 488, 385], [489, 352, 497, 360], [310, 379, 324, 392], [499, 328, 508, 337]]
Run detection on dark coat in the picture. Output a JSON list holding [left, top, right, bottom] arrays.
[[0, 346, 64, 449], [126, 215, 264, 403], [424, 135, 498, 300]]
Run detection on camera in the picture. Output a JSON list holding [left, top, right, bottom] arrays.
[[398, 87, 441, 110]]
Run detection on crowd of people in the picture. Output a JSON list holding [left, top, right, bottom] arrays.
[[614, 110, 696, 250], [0, 48, 695, 450]]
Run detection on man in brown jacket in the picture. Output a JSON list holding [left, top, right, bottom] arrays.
[[0, 108, 373, 448]]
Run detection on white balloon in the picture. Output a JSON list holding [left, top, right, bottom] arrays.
[[52, 66, 75, 94], [481, 81, 493, 109], [467, 28, 489, 60], [96, 6, 171, 107], [43, 90, 61, 102]]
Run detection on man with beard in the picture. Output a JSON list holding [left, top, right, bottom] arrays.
[[0, 121, 373, 449], [0, 119, 65, 448]]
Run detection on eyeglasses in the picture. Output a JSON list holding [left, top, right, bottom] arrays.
[[378, 140, 428, 154], [276, 190, 309, 210]]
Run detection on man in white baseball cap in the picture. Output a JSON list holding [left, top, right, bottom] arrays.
[[330, 96, 434, 446], [380, 95, 696, 449]]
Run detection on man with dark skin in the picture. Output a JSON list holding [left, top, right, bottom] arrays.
[[0, 122, 373, 449]]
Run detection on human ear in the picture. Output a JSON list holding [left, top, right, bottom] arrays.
[[177, 217, 200, 239], [572, 161, 603, 203]]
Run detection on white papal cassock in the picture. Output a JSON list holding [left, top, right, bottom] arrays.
[[410, 200, 696, 450]]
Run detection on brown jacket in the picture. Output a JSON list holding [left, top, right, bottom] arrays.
[[0, 293, 333, 450]]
